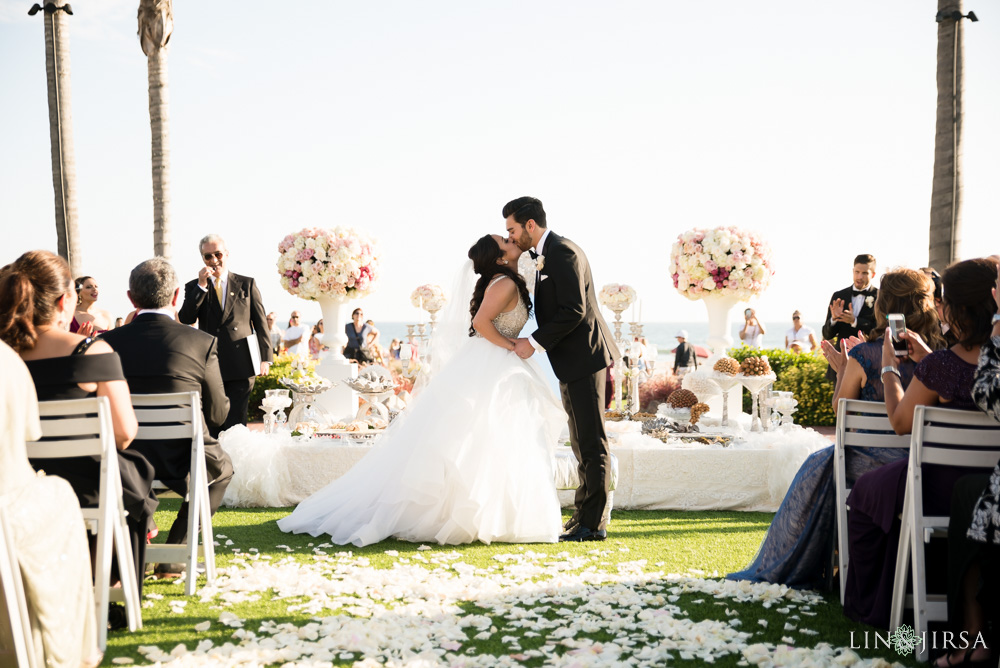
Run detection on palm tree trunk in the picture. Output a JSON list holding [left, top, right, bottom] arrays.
[[43, 6, 81, 274], [928, 0, 965, 270], [147, 47, 172, 260]]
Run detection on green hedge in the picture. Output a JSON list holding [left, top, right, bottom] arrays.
[[727, 345, 835, 426]]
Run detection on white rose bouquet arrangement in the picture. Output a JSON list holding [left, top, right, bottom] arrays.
[[277, 227, 379, 301], [669, 226, 774, 300], [598, 284, 638, 311], [410, 284, 447, 312]]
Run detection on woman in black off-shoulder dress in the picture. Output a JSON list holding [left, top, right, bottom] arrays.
[[0, 250, 157, 596]]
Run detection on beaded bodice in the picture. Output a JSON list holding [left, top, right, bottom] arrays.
[[475, 277, 529, 339]]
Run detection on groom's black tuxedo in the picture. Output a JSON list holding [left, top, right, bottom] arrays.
[[531, 231, 619, 533], [102, 313, 235, 544], [821, 285, 878, 343], [533, 233, 618, 382]]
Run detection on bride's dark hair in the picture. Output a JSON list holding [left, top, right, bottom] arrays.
[[467, 235, 532, 337]]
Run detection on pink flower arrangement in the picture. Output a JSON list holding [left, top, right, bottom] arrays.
[[277, 227, 380, 301], [669, 226, 774, 300], [598, 284, 638, 311]]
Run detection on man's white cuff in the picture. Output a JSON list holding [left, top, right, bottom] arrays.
[[528, 335, 545, 353], [198, 284, 208, 293]]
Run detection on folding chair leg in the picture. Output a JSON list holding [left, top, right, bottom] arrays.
[[111, 509, 142, 632], [199, 473, 216, 583], [93, 512, 113, 651], [889, 486, 912, 631]]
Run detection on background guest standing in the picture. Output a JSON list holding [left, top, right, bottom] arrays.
[[71, 275, 114, 336], [740, 308, 765, 348], [178, 235, 272, 436]]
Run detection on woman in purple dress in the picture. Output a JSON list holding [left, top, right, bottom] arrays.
[[843, 257, 999, 629]]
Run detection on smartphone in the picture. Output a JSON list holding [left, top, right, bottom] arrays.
[[887, 313, 908, 357], [744, 309, 753, 318]]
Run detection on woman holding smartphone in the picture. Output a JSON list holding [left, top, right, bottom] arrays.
[[739, 308, 765, 348], [843, 257, 999, 629]]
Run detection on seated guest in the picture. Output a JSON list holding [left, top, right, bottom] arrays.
[[0, 250, 156, 598], [344, 308, 373, 364], [0, 340, 101, 667], [102, 258, 234, 577], [71, 275, 115, 336], [114, 316, 124, 329], [389, 338, 402, 360], [728, 268, 944, 589], [844, 257, 998, 629], [785, 310, 818, 352], [935, 263, 1000, 667]]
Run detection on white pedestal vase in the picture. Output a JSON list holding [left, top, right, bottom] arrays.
[[701, 293, 743, 356], [708, 372, 743, 427], [738, 373, 776, 432], [314, 297, 357, 421]]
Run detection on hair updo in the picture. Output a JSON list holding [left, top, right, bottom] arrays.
[[0, 250, 74, 352], [467, 235, 531, 337], [869, 268, 945, 350]]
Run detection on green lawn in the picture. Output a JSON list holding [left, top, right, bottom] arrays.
[[101, 502, 916, 666]]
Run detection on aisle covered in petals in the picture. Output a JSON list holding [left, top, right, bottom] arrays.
[[102, 503, 917, 667]]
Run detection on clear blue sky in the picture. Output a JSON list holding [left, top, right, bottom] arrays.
[[2, 1, 997, 326]]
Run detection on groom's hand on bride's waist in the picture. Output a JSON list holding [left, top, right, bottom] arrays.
[[513, 338, 535, 359]]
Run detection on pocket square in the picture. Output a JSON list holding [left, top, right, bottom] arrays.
[[539, 275, 549, 282]]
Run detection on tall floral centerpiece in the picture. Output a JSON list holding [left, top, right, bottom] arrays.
[[598, 283, 637, 348], [598, 283, 637, 411], [277, 227, 380, 421], [670, 227, 773, 354], [278, 226, 379, 360], [410, 284, 447, 333]]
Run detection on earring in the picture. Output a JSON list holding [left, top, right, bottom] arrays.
[[502, 259, 508, 265]]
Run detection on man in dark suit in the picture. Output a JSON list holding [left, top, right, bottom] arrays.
[[103, 258, 235, 571], [506, 197, 619, 542], [822, 253, 878, 379], [178, 234, 272, 437]]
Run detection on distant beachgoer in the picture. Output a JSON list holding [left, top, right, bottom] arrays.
[[672, 330, 698, 377], [785, 310, 818, 353], [344, 308, 373, 364], [740, 307, 765, 348], [284, 311, 306, 356], [266, 311, 283, 355], [114, 317, 124, 329]]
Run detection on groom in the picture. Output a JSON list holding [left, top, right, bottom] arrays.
[[506, 196, 619, 542]]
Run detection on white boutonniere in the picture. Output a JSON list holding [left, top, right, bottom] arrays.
[[865, 296, 874, 308], [535, 254, 545, 272]]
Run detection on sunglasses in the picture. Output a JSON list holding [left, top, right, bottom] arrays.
[[203, 251, 225, 261], [792, 316, 801, 320], [290, 315, 300, 320]]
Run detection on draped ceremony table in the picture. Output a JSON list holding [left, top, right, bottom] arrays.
[[219, 417, 830, 513]]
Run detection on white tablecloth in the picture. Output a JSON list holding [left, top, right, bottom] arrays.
[[219, 420, 831, 513]]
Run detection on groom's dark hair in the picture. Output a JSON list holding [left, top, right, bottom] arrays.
[[502, 196, 546, 228]]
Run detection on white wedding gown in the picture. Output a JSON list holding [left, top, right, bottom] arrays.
[[277, 292, 566, 546]]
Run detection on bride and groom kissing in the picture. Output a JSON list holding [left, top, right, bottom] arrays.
[[278, 196, 619, 545]]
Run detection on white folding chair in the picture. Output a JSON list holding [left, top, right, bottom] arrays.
[[26, 397, 142, 651], [889, 405, 1000, 662], [834, 398, 910, 604], [131, 392, 216, 597], [0, 504, 39, 668]]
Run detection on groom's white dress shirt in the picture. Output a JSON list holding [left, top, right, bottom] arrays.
[[528, 229, 552, 354]]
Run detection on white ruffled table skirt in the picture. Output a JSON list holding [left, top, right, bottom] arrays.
[[219, 420, 830, 513]]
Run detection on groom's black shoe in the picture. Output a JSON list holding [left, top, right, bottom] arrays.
[[559, 525, 606, 542]]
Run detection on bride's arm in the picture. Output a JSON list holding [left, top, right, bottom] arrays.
[[472, 278, 518, 352]]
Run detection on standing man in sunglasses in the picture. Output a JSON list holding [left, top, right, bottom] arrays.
[[179, 234, 272, 436]]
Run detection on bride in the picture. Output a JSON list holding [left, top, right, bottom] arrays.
[[277, 234, 565, 546]]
